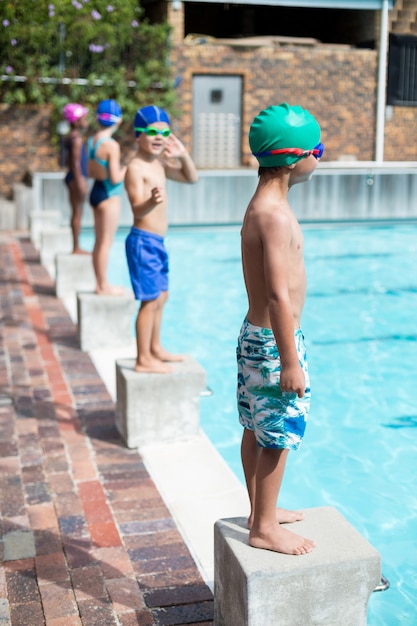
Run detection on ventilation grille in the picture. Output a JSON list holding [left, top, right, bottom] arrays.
[[195, 112, 240, 168]]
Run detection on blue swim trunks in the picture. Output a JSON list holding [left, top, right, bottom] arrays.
[[236, 318, 311, 451], [125, 227, 169, 301]]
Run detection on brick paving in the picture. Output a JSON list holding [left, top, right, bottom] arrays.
[[0, 233, 214, 626]]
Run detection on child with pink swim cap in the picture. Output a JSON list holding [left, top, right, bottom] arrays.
[[63, 103, 90, 254]]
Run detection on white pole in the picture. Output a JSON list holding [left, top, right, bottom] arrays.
[[375, 0, 389, 162]]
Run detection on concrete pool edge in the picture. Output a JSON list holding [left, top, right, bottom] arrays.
[[61, 292, 388, 620], [61, 309, 249, 589]]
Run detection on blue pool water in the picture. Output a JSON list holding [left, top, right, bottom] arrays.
[[80, 223, 417, 625]]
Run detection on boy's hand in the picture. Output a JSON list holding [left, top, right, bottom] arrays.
[[163, 133, 186, 159], [280, 365, 305, 398], [150, 186, 164, 204]]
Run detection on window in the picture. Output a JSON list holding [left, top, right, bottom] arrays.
[[387, 33, 417, 106]]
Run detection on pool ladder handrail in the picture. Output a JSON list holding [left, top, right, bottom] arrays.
[[373, 574, 390, 592]]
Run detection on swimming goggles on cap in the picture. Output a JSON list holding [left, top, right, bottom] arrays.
[[135, 126, 171, 137], [97, 112, 122, 124], [253, 142, 325, 160]]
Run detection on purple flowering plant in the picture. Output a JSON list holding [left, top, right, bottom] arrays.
[[0, 0, 174, 116]]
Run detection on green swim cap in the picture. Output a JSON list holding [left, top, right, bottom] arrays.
[[249, 103, 321, 168]]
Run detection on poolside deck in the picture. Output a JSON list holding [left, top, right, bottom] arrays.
[[0, 231, 214, 625]]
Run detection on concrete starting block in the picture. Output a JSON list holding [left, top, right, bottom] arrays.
[[40, 228, 73, 277], [55, 253, 96, 297], [214, 508, 381, 626], [115, 356, 206, 448], [29, 210, 61, 249], [13, 182, 33, 230], [77, 292, 136, 352]]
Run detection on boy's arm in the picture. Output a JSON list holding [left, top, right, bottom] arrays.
[[70, 135, 87, 200], [162, 134, 198, 184], [261, 212, 305, 398], [124, 161, 163, 218]]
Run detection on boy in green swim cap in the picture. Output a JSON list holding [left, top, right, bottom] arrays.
[[237, 103, 323, 555]]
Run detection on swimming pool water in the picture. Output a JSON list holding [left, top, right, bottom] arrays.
[[80, 223, 417, 625]]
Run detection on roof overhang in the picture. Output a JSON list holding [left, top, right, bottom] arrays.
[[179, 1, 395, 8]]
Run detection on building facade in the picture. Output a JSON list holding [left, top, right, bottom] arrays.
[[1, 0, 417, 198]]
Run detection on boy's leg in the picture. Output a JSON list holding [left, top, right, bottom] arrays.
[[135, 299, 172, 373], [150, 291, 184, 362], [92, 197, 124, 295], [241, 428, 304, 528], [249, 447, 315, 555]]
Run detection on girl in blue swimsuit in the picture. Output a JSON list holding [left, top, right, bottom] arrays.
[[87, 99, 127, 295]]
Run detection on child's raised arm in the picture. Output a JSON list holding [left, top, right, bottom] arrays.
[[162, 134, 198, 184]]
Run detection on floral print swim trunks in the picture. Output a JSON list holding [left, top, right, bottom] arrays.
[[236, 318, 311, 451]]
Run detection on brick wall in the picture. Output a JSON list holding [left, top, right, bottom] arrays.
[[0, 104, 59, 198], [171, 42, 381, 166]]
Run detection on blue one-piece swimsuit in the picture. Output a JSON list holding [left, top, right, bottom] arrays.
[[88, 136, 124, 207]]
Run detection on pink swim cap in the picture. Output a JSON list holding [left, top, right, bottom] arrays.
[[63, 103, 88, 123]]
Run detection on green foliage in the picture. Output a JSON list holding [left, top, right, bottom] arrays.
[[0, 0, 176, 121]]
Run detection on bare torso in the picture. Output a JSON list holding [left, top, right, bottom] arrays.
[[125, 156, 168, 236], [241, 181, 306, 331]]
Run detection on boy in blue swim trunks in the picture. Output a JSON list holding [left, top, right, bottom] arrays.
[[237, 103, 323, 555], [125, 105, 198, 373]]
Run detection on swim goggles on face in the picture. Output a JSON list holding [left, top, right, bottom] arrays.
[[252, 142, 325, 160], [135, 126, 171, 137]]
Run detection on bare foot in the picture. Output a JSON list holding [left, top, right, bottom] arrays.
[[152, 348, 185, 362], [72, 248, 91, 255], [248, 507, 304, 529], [134, 358, 172, 374], [95, 284, 127, 296], [249, 524, 315, 555]]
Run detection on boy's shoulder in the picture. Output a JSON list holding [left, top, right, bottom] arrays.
[[126, 154, 146, 172], [245, 187, 293, 231], [127, 153, 166, 175], [128, 152, 161, 166]]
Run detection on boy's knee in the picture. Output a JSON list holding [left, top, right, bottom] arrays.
[[140, 298, 158, 311]]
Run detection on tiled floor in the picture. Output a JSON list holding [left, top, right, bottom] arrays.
[[0, 233, 214, 625]]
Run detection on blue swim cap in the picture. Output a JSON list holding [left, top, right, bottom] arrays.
[[134, 105, 170, 137], [96, 99, 122, 127]]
